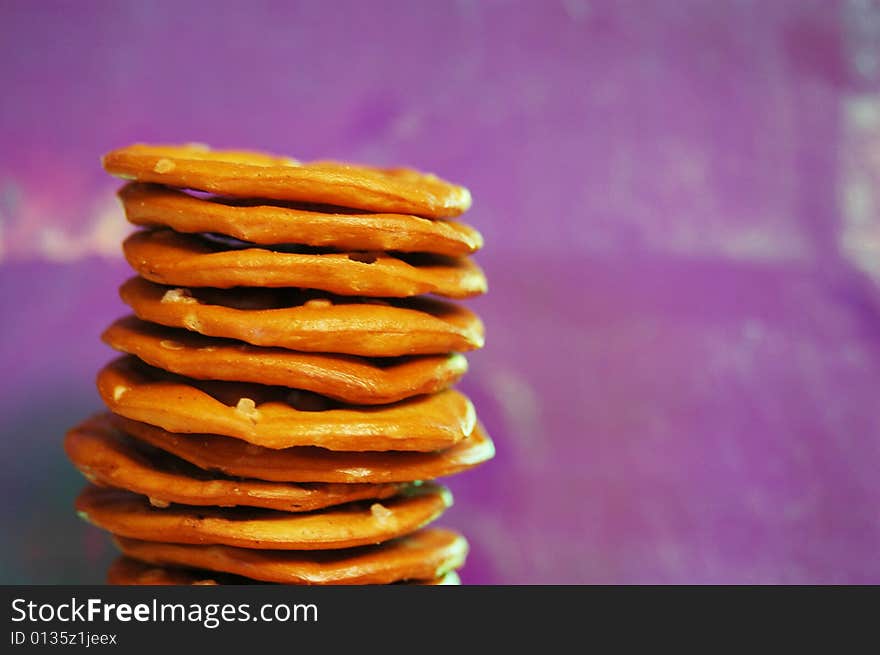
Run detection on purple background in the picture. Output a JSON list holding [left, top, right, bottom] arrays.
[[3, 0, 880, 584]]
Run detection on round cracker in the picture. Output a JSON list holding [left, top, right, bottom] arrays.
[[114, 414, 494, 484], [98, 356, 475, 452], [103, 143, 471, 218], [120, 276, 484, 357], [123, 229, 486, 298], [102, 317, 467, 405], [107, 557, 226, 585], [119, 183, 482, 256], [106, 557, 459, 585], [66, 415, 403, 511], [77, 484, 451, 550], [114, 528, 467, 584]]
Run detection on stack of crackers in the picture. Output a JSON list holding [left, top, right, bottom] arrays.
[[65, 144, 493, 585]]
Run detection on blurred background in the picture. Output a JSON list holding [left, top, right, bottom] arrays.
[[3, 0, 880, 584]]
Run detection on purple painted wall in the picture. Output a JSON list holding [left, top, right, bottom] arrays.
[[3, 0, 880, 583]]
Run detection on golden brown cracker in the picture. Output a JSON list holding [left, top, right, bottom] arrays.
[[66, 414, 403, 511], [119, 183, 482, 256], [114, 528, 467, 584], [103, 144, 471, 218], [77, 483, 451, 550], [102, 317, 467, 405], [98, 356, 475, 451], [120, 276, 484, 357], [106, 557, 459, 585], [107, 557, 225, 585], [123, 229, 486, 298], [114, 414, 494, 484]]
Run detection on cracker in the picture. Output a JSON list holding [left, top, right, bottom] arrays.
[[114, 528, 467, 584], [98, 356, 476, 451], [114, 414, 494, 484], [106, 557, 226, 585], [106, 557, 459, 585], [120, 276, 484, 357], [124, 229, 486, 298], [119, 183, 482, 256], [66, 414, 403, 511], [103, 144, 471, 218], [102, 317, 467, 405], [77, 484, 451, 550]]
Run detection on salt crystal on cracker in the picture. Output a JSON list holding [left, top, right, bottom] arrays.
[[153, 158, 176, 173], [370, 503, 394, 522], [235, 397, 260, 423], [161, 288, 196, 304], [182, 314, 203, 331]]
